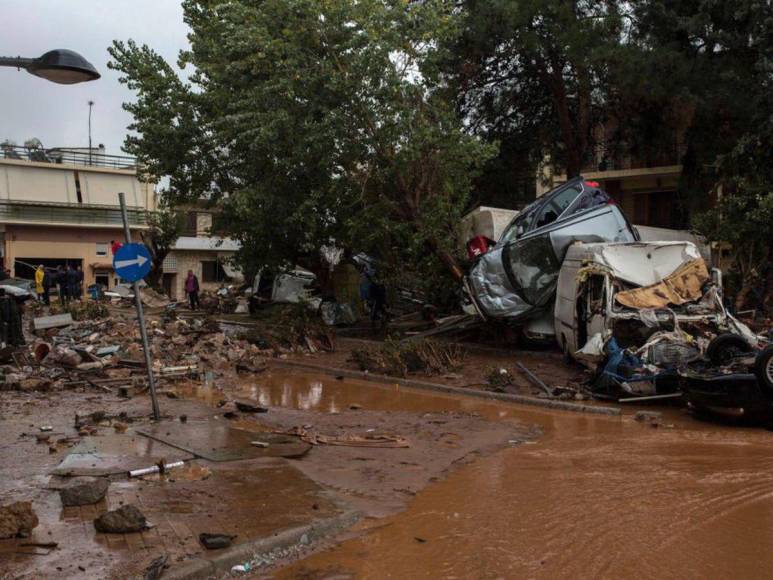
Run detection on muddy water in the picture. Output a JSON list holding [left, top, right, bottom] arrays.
[[226, 370, 773, 579]]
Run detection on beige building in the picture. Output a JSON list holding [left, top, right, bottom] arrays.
[[0, 145, 155, 291], [162, 209, 242, 300]]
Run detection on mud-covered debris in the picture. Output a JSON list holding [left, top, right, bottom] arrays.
[[60, 477, 110, 507], [143, 554, 168, 580], [0, 501, 39, 539], [94, 504, 147, 533], [634, 411, 663, 426], [199, 532, 237, 550], [234, 400, 268, 413], [350, 339, 465, 377]]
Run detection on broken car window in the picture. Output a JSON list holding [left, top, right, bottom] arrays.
[[503, 236, 562, 305]]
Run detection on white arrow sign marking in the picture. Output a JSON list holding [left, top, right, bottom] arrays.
[[115, 255, 149, 269]]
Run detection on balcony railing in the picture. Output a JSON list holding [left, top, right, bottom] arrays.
[[0, 202, 148, 227], [0, 145, 137, 170]]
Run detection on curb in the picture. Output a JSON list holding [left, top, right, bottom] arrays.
[[163, 509, 361, 580], [270, 359, 622, 416]]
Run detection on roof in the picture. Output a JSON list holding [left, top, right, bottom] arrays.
[[564, 241, 702, 287], [170, 236, 241, 252]]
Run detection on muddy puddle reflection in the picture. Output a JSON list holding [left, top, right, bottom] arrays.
[[213, 369, 773, 579]]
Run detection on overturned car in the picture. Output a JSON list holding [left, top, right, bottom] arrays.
[[465, 176, 638, 340]]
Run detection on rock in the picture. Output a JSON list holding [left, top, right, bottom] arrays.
[[94, 504, 146, 533], [634, 411, 663, 425], [60, 478, 110, 507], [0, 501, 39, 539]]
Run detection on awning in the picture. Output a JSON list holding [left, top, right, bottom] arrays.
[[90, 262, 114, 270]]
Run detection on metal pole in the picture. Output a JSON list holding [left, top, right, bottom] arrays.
[[0, 56, 34, 69], [118, 192, 161, 420], [88, 101, 93, 166]]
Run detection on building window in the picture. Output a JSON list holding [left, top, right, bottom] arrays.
[[162, 254, 177, 273], [186, 211, 198, 235], [96, 242, 108, 257], [201, 259, 229, 283]]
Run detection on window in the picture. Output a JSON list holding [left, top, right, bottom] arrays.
[[186, 211, 198, 235], [96, 242, 108, 257], [201, 260, 229, 283]]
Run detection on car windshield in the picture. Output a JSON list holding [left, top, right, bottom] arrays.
[[499, 179, 586, 244]]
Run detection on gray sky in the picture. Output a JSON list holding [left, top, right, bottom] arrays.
[[1, 0, 190, 156]]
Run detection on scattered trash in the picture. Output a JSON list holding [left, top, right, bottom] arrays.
[[129, 460, 186, 478], [250, 441, 270, 448], [33, 313, 73, 331], [143, 554, 168, 580]]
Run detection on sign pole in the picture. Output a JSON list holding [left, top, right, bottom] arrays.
[[118, 192, 161, 421]]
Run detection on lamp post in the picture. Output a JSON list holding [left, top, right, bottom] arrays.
[[0, 49, 100, 84]]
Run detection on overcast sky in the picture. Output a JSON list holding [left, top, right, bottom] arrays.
[[1, 0, 190, 156]]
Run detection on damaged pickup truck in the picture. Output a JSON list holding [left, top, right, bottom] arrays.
[[555, 240, 771, 419], [465, 176, 638, 340]]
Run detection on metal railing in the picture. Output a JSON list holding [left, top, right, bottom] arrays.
[[0, 201, 148, 226], [0, 144, 137, 170]]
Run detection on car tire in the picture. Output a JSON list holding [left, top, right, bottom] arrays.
[[755, 345, 773, 395], [706, 333, 753, 366]]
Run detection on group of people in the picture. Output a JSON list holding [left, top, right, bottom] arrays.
[[34, 264, 84, 306]]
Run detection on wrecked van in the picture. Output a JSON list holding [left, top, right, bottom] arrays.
[[554, 241, 755, 364], [465, 177, 638, 339]]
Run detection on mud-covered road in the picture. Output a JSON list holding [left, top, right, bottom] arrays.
[[268, 375, 773, 579]]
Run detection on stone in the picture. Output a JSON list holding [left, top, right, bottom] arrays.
[[94, 504, 147, 533], [60, 478, 110, 507], [0, 501, 39, 539]]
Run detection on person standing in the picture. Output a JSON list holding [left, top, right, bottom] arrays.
[[35, 265, 45, 302], [67, 265, 80, 302], [185, 270, 200, 310], [56, 265, 69, 306], [42, 267, 52, 306], [75, 265, 85, 300]]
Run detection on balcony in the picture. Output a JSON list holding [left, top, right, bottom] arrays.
[[0, 201, 148, 228], [1, 144, 137, 170]]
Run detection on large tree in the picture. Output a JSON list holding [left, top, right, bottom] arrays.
[[450, 0, 632, 178], [109, 0, 493, 284]]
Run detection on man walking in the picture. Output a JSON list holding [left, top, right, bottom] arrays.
[[76, 265, 85, 299], [185, 269, 200, 310]]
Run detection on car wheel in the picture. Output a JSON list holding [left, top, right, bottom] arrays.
[[706, 333, 753, 366], [755, 345, 773, 395]]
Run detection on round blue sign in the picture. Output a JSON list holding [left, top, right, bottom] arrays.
[[113, 243, 152, 282]]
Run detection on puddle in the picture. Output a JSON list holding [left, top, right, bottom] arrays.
[[243, 370, 773, 579]]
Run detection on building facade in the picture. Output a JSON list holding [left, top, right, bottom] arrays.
[[162, 209, 242, 300], [0, 145, 155, 291]]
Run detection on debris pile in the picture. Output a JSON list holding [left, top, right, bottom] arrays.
[[350, 339, 465, 377]]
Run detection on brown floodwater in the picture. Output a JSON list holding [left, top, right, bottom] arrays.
[[221, 370, 773, 579]]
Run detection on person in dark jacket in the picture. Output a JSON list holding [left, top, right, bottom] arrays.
[[75, 265, 85, 299], [56, 265, 69, 305], [42, 268, 53, 306], [184, 270, 200, 310], [66, 265, 80, 302]]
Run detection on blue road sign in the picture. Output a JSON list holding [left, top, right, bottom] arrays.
[[113, 243, 152, 283]]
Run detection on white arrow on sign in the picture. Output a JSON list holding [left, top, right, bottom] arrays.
[[114, 255, 149, 269]]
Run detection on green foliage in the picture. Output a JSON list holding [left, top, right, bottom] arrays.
[[110, 0, 494, 284]]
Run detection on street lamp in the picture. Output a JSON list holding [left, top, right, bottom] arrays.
[[0, 49, 100, 84]]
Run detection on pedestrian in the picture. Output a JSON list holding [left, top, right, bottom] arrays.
[[75, 264, 84, 299], [35, 265, 45, 302], [67, 265, 79, 302], [185, 269, 200, 310], [56, 265, 68, 306], [0, 288, 24, 347], [42, 268, 53, 306]]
